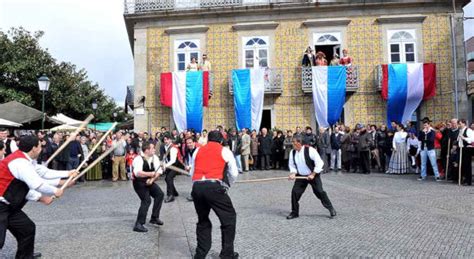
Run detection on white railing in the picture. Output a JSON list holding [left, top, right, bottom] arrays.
[[301, 66, 360, 93], [124, 0, 312, 14], [228, 68, 283, 94]]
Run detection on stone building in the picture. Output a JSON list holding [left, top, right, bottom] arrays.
[[124, 0, 470, 132]]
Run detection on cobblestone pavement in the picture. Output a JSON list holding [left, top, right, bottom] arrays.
[[1, 170, 473, 258]]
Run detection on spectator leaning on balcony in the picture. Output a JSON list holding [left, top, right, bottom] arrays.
[[330, 53, 340, 66], [199, 53, 213, 98], [302, 46, 315, 67], [315, 51, 328, 66], [339, 49, 353, 66], [186, 56, 199, 71]]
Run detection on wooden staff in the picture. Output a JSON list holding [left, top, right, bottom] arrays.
[[146, 164, 190, 185], [60, 122, 117, 190], [458, 145, 463, 186], [445, 138, 450, 182], [236, 176, 309, 183], [45, 114, 94, 166], [71, 144, 117, 183]]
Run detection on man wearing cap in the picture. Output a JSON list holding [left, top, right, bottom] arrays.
[[287, 134, 336, 220], [190, 130, 239, 259]]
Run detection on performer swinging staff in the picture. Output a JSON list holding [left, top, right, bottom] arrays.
[[190, 130, 239, 259], [131, 142, 165, 232], [287, 134, 336, 219]]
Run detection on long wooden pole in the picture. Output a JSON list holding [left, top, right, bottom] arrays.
[[236, 176, 308, 183], [445, 138, 451, 182], [458, 146, 463, 186], [71, 144, 117, 183], [60, 122, 117, 190], [45, 114, 94, 166]]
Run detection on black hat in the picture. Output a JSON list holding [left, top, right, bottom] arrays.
[[422, 117, 431, 123]]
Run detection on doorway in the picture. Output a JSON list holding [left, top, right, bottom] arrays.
[[315, 44, 340, 64], [261, 109, 272, 130]]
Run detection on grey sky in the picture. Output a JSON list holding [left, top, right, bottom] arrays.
[[0, 0, 133, 106], [0, 0, 473, 106]]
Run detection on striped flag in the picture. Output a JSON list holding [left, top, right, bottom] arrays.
[[381, 63, 436, 126], [160, 71, 209, 132], [232, 68, 265, 131], [312, 66, 347, 128]]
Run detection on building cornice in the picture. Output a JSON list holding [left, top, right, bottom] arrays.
[[302, 18, 351, 27], [232, 21, 279, 31], [164, 25, 209, 34], [376, 14, 427, 24]]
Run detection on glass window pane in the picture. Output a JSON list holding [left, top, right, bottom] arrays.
[[191, 52, 198, 60], [245, 50, 254, 59], [178, 53, 185, 62], [178, 43, 186, 49], [390, 44, 399, 52], [406, 53, 415, 62], [189, 42, 197, 48], [259, 49, 267, 58], [246, 40, 254, 46], [257, 39, 266, 45], [259, 58, 268, 67], [245, 59, 254, 68], [178, 63, 185, 71], [405, 43, 414, 53], [391, 54, 400, 63]]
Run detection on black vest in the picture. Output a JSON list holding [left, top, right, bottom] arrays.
[[135, 156, 155, 182], [4, 139, 12, 157], [292, 146, 315, 174], [462, 128, 470, 148], [419, 130, 435, 150]]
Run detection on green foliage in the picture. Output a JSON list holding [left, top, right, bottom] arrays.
[[0, 27, 129, 122]]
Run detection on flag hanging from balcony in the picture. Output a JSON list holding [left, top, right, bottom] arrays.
[[381, 63, 436, 126], [311, 66, 347, 128], [160, 71, 210, 132], [232, 68, 265, 131]]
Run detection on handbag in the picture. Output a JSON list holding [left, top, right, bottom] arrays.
[[248, 155, 254, 165]]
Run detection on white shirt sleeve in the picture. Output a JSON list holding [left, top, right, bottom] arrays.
[[165, 147, 178, 167], [153, 155, 163, 175], [132, 156, 144, 178], [10, 140, 18, 153], [8, 157, 58, 195], [465, 128, 474, 144], [34, 164, 69, 179], [308, 147, 324, 174], [26, 190, 42, 201], [222, 147, 238, 184], [189, 147, 200, 178], [288, 150, 297, 174]]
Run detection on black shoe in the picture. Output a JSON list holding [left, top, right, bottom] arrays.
[[286, 213, 299, 220], [219, 252, 239, 259], [329, 208, 337, 218], [149, 219, 164, 226], [435, 177, 443, 182], [186, 195, 193, 202], [164, 195, 175, 203], [33, 252, 42, 258], [133, 223, 148, 232], [174, 192, 179, 197]]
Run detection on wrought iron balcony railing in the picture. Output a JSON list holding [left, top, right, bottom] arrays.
[[228, 68, 283, 95], [124, 0, 312, 14], [301, 66, 360, 94]]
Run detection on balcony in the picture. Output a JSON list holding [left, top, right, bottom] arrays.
[[301, 66, 359, 94], [124, 0, 313, 14], [228, 68, 283, 95]]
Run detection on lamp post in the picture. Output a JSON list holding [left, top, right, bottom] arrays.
[[113, 112, 117, 122], [37, 75, 50, 130], [92, 100, 98, 131]]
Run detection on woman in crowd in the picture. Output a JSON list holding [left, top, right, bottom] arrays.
[[434, 123, 445, 177], [387, 123, 410, 174], [186, 56, 199, 71], [301, 46, 315, 66], [350, 127, 360, 173], [250, 130, 259, 170], [283, 130, 293, 170], [376, 125, 389, 173], [341, 126, 352, 172], [407, 132, 419, 173], [315, 51, 328, 66], [339, 49, 352, 66], [86, 137, 103, 180]]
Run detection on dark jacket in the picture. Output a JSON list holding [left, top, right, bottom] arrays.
[[419, 129, 435, 150], [303, 133, 317, 147], [330, 133, 342, 150], [228, 135, 242, 155], [358, 130, 373, 152], [258, 134, 273, 155], [302, 54, 315, 66]]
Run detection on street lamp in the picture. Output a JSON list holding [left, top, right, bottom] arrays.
[[92, 100, 98, 131], [37, 75, 50, 129], [113, 112, 117, 122]]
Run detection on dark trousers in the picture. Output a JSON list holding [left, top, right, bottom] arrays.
[[378, 148, 386, 171], [291, 175, 334, 216], [191, 181, 236, 259], [260, 154, 270, 169], [460, 147, 472, 185], [359, 151, 371, 173], [0, 204, 35, 259], [133, 180, 164, 224], [251, 155, 258, 170], [165, 169, 179, 196]]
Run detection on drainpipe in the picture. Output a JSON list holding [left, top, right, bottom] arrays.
[[451, 0, 460, 118]]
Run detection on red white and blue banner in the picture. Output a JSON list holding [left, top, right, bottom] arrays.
[[381, 63, 436, 126], [160, 71, 209, 132], [232, 68, 265, 131], [312, 66, 347, 128]]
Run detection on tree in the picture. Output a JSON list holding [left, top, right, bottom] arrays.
[[0, 27, 130, 123]]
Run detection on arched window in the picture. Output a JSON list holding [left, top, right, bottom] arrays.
[[313, 32, 341, 45], [243, 36, 269, 68], [388, 30, 416, 63], [175, 39, 200, 71]]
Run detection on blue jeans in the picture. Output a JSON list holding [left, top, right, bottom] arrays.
[[420, 149, 439, 178], [234, 155, 242, 172]]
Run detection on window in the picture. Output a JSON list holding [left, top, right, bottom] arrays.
[[175, 40, 200, 71], [243, 36, 269, 68], [388, 30, 416, 63], [313, 32, 341, 45]]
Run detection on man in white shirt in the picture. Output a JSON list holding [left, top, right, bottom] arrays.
[[0, 135, 77, 258], [131, 142, 165, 232], [162, 133, 182, 203], [287, 134, 336, 219], [0, 128, 18, 157], [457, 119, 474, 185]]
